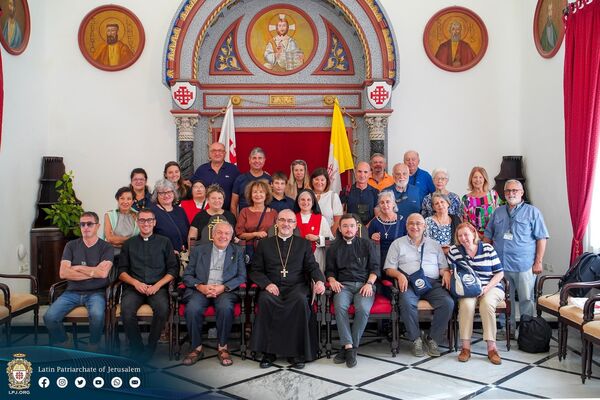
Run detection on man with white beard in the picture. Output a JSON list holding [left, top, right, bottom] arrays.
[[484, 180, 548, 332]]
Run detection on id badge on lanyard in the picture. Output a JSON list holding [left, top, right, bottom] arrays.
[[504, 206, 522, 241]]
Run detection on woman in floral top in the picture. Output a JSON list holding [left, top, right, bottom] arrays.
[[461, 167, 499, 238]]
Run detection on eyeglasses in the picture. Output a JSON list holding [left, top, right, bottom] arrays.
[[504, 189, 521, 194], [407, 221, 424, 226], [138, 218, 156, 224], [79, 222, 97, 228], [277, 218, 296, 224], [210, 149, 225, 153], [157, 191, 174, 196]]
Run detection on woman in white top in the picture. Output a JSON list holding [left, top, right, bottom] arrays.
[[309, 167, 343, 236], [294, 189, 332, 272]]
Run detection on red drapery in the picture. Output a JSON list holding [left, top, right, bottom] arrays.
[[564, 0, 600, 263], [216, 129, 352, 188]]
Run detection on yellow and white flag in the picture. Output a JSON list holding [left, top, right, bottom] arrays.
[[327, 98, 354, 193]]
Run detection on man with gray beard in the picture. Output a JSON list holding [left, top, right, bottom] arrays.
[[484, 180, 549, 333]]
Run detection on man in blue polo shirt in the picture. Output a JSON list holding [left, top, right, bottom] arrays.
[[383, 163, 422, 220], [484, 179, 548, 332], [343, 161, 379, 225], [230, 147, 272, 216], [191, 142, 240, 210], [404, 150, 435, 199]]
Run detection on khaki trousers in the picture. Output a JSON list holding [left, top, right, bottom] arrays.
[[458, 287, 504, 342]]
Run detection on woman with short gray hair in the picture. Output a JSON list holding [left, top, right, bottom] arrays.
[[151, 179, 189, 253], [368, 191, 407, 268], [421, 168, 462, 218]]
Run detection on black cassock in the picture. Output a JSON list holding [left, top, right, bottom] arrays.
[[249, 235, 325, 360]]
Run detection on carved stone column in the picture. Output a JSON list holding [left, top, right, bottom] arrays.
[[364, 113, 390, 157], [173, 114, 199, 179]]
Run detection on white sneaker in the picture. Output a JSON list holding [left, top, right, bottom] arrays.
[[424, 336, 440, 357]]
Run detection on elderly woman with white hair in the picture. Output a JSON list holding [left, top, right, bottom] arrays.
[[368, 191, 407, 268], [421, 168, 462, 218], [151, 179, 190, 253]]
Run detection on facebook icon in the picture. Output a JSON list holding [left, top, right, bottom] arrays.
[[38, 377, 50, 388]]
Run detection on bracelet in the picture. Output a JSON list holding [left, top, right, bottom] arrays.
[[366, 281, 374, 286]]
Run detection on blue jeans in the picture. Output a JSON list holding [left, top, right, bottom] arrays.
[[184, 290, 239, 348], [504, 270, 536, 329], [397, 279, 454, 343], [333, 282, 375, 348], [44, 290, 106, 344]]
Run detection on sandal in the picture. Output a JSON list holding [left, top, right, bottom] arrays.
[[182, 347, 204, 366], [218, 348, 233, 367]]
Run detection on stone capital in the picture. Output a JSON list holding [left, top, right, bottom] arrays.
[[364, 113, 391, 141], [173, 114, 199, 142]]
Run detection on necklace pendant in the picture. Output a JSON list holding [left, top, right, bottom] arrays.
[[311, 226, 314, 231], [384, 232, 388, 239], [281, 268, 288, 278]]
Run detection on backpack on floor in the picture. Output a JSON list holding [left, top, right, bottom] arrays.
[[517, 314, 552, 353], [559, 252, 600, 297]]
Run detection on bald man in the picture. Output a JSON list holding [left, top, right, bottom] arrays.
[[342, 161, 379, 225], [404, 150, 435, 199]]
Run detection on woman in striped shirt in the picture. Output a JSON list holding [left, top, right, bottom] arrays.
[[447, 222, 504, 365]]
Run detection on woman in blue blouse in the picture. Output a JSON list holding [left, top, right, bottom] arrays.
[[447, 222, 504, 365], [424, 193, 461, 254]]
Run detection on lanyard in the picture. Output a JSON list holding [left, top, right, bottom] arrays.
[[419, 242, 425, 269], [507, 203, 524, 233]]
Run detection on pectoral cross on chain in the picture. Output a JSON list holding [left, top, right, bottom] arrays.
[[384, 232, 388, 239], [281, 268, 288, 278]]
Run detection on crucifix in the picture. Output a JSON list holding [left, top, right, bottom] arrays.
[[281, 268, 288, 278]]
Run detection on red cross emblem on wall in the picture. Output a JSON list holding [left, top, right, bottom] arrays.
[[367, 81, 392, 109], [171, 81, 197, 110]]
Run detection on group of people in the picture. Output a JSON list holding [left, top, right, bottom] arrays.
[[43, 144, 549, 369]]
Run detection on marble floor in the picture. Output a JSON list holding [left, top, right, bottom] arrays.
[[4, 317, 600, 400]]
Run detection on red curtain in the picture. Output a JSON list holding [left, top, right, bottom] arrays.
[[226, 129, 351, 188], [564, 0, 600, 263]]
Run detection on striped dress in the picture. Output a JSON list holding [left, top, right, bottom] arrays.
[[461, 190, 500, 234], [446, 242, 503, 290]]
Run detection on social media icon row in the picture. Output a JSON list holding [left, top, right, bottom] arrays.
[[38, 376, 141, 389]]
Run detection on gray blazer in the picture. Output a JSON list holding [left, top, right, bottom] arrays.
[[182, 242, 246, 301]]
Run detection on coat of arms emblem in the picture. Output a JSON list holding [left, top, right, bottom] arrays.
[[6, 353, 32, 390]]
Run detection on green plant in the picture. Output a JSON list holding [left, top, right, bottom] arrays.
[[43, 171, 84, 237]]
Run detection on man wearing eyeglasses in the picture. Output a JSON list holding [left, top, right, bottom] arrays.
[[484, 180, 549, 335], [118, 208, 179, 361], [191, 142, 240, 210], [249, 209, 326, 369], [44, 211, 113, 351]]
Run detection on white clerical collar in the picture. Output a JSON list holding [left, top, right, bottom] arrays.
[[212, 245, 226, 253], [344, 236, 355, 244], [278, 234, 292, 241]]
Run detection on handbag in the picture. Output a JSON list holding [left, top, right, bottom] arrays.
[[449, 247, 483, 298], [406, 243, 433, 296]]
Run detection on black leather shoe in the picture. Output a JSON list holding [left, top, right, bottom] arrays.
[[260, 354, 275, 368], [345, 347, 357, 368], [287, 357, 305, 369]]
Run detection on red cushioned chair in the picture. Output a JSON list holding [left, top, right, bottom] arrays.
[[325, 279, 399, 357], [172, 282, 248, 360]]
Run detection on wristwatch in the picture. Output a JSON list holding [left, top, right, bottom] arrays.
[[366, 281, 374, 286]]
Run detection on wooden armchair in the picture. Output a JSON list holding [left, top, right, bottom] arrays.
[[48, 280, 112, 349], [0, 273, 39, 345], [557, 280, 600, 360], [581, 294, 600, 383]]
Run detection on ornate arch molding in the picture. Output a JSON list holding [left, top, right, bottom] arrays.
[[164, 0, 399, 176], [163, 0, 398, 86]]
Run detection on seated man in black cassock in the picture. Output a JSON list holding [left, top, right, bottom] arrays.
[[249, 209, 326, 369]]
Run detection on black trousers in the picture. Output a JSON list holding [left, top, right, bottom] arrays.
[[121, 286, 169, 354]]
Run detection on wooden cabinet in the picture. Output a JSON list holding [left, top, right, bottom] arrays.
[[30, 227, 67, 304]]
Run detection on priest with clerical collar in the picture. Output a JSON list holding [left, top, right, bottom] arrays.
[[249, 209, 326, 369]]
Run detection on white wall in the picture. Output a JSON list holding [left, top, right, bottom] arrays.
[[518, 0, 570, 273], [0, 2, 49, 288], [0, 0, 571, 288]]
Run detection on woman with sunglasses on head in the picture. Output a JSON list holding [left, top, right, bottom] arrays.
[[129, 168, 152, 212], [103, 186, 139, 278]]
